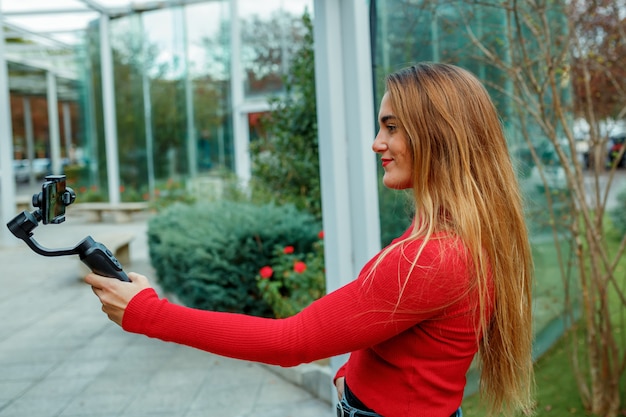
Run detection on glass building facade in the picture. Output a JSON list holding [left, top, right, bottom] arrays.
[[370, 0, 573, 364], [3, 0, 312, 202], [1, 0, 571, 372]]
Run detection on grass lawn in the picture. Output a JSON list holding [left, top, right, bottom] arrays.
[[460, 224, 626, 416], [461, 331, 626, 416]]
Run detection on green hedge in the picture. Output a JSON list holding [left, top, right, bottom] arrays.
[[147, 201, 321, 316]]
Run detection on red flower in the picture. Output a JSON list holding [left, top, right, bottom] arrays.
[[318, 230, 324, 239], [293, 261, 307, 274], [119, 185, 125, 193], [283, 246, 295, 254], [259, 266, 273, 279]]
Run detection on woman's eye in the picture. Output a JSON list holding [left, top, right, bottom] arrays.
[[387, 125, 397, 132]]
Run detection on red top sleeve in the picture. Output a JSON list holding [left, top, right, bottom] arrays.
[[122, 233, 473, 367]]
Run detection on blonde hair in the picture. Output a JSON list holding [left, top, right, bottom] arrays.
[[384, 63, 534, 415]]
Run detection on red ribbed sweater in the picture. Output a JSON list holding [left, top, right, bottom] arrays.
[[122, 228, 487, 417]]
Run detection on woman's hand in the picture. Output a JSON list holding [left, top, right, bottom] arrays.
[[335, 376, 345, 401], [85, 272, 151, 326]]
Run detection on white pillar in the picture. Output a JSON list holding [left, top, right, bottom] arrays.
[[142, 71, 156, 199], [23, 97, 36, 185], [63, 102, 73, 161], [99, 14, 122, 204], [431, 8, 440, 62], [180, 8, 198, 179], [341, 0, 382, 270], [138, 14, 156, 200], [229, 0, 250, 184], [184, 63, 198, 179], [313, 0, 381, 398], [0, 0, 17, 247], [47, 71, 62, 174], [81, 43, 100, 186]]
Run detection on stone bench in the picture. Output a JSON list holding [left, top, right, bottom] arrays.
[[16, 195, 33, 212], [69, 202, 150, 223], [77, 232, 135, 277]]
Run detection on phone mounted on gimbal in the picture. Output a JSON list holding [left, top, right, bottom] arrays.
[[6, 175, 130, 282]]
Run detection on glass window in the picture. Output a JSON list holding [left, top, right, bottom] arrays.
[[239, 0, 313, 98], [372, 0, 573, 368], [185, 1, 233, 173]]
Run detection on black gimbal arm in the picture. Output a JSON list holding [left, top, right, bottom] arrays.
[[7, 209, 130, 282], [8, 211, 78, 257]]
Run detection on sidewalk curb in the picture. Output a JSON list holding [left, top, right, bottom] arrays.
[[264, 362, 333, 404], [164, 291, 335, 405]]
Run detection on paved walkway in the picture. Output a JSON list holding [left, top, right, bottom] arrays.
[[0, 208, 333, 417]]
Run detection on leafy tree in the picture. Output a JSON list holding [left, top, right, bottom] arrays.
[[248, 10, 419, 244], [570, 0, 626, 121], [86, 22, 229, 196], [248, 12, 321, 219], [374, 0, 626, 413], [202, 9, 310, 96], [457, 1, 626, 414]]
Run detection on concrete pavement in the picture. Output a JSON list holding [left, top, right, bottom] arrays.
[[0, 208, 334, 417]]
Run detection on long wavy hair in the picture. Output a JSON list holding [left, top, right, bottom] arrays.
[[384, 62, 534, 415]]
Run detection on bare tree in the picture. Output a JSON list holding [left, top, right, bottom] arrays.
[[453, 0, 626, 415]]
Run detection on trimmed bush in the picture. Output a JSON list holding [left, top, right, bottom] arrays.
[[147, 201, 321, 317]]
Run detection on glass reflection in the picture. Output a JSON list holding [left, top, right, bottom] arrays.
[[239, 0, 312, 98]]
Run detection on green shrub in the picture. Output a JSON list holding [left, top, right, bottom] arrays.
[[147, 201, 321, 316]]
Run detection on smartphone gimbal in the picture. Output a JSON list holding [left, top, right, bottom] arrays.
[[6, 175, 130, 282]]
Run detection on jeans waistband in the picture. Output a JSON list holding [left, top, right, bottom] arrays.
[[336, 402, 381, 417], [336, 402, 461, 417]]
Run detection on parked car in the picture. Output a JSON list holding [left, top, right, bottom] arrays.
[[529, 164, 568, 193], [13, 160, 30, 183], [12, 158, 52, 183], [575, 137, 590, 168], [608, 134, 626, 168], [526, 139, 570, 193]]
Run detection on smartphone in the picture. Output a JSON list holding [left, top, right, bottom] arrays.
[[41, 175, 67, 224]]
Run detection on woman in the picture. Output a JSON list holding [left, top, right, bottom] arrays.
[[87, 62, 534, 417]]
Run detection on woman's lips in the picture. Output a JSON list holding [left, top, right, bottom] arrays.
[[381, 158, 392, 167]]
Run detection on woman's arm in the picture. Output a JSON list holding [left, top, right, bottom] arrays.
[[86, 236, 469, 367]]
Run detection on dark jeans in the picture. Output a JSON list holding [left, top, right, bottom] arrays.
[[336, 397, 384, 417], [336, 401, 463, 417], [336, 383, 463, 417], [337, 399, 463, 417]]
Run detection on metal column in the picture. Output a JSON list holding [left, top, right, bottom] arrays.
[[0, 0, 17, 247], [47, 71, 63, 174], [99, 14, 122, 204], [313, 0, 381, 396], [63, 102, 73, 162], [179, 8, 198, 179], [229, 0, 250, 184], [23, 97, 36, 185]]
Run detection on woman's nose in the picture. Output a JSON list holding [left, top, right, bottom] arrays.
[[372, 133, 387, 153]]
